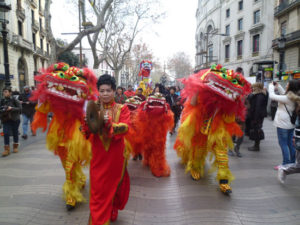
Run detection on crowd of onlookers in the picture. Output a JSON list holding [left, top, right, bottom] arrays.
[[0, 86, 36, 156]]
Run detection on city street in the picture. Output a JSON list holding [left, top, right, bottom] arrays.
[[1, 118, 300, 225]]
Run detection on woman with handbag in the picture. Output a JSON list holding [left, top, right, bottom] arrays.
[[0, 87, 21, 157], [269, 80, 300, 170], [247, 83, 268, 151]]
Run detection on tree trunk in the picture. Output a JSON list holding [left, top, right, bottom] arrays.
[[114, 69, 120, 86]]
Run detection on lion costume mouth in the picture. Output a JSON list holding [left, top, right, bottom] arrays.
[[204, 73, 242, 101], [46, 77, 87, 102]]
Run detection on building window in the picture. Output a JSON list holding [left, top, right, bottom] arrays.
[[225, 44, 230, 60], [238, 0, 243, 10], [40, 38, 43, 50], [226, 8, 230, 18], [225, 25, 230, 35], [208, 46, 213, 62], [254, 10, 260, 24], [253, 34, 260, 53], [32, 33, 36, 50], [18, 21, 23, 36], [31, 10, 34, 23], [281, 21, 287, 35], [47, 43, 49, 54], [237, 40, 243, 56], [238, 18, 243, 31], [39, 18, 42, 30]]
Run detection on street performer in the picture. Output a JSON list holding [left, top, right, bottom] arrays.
[[82, 74, 131, 225]]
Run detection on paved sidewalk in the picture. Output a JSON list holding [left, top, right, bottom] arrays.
[[1, 119, 300, 225]]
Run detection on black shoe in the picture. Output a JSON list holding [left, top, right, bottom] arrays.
[[66, 204, 75, 211], [138, 154, 143, 160], [133, 155, 138, 161], [234, 146, 242, 157], [21, 135, 28, 140]]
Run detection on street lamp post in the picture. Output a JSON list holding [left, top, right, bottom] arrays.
[[278, 35, 286, 80], [0, 1, 11, 88]]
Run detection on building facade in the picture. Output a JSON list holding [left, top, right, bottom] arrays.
[[0, 0, 50, 93], [195, 0, 275, 77], [272, 0, 300, 76]]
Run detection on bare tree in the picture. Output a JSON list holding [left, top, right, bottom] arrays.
[[167, 52, 193, 79], [44, 0, 114, 63], [83, 0, 163, 84]]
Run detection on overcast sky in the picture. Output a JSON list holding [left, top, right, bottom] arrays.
[[51, 0, 197, 66]]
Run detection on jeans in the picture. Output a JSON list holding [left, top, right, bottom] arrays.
[[3, 120, 20, 145], [22, 114, 33, 136], [277, 127, 296, 165]]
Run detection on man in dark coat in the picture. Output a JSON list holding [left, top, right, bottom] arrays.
[[166, 86, 183, 135], [18, 86, 36, 139]]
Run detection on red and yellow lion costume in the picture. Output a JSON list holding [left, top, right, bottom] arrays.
[[174, 64, 251, 194], [126, 93, 174, 177], [31, 62, 98, 209]]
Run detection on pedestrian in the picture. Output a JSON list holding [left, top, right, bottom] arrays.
[[124, 85, 135, 98], [136, 88, 146, 101], [115, 86, 127, 104], [18, 86, 37, 139], [278, 105, 300, 184], [166, 86, 182, 135], [0, 87, 21, 156], [269, 80, 300, 169], [233, 67, 246, 157], [84, 74, 130, 224], [152, 86, 160, 95], [175, 86, 181, 96], [247, 82, 268, 151]]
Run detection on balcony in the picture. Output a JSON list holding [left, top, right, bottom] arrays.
[[40, 27, 46, 37], [272, 30, 300, 49], [39, 7, 44, 16], [16, 5, 25, 21], [36, 47, 43, 56], [32, 20, 39, 33], [30, 0, 37, 8], [274, 0, 300, 17], [11, 35, 33, 52]]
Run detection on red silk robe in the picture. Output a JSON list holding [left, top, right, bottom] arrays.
[[87, 101, 130, 225]]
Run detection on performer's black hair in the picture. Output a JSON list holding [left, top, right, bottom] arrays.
[[97, 74, 116, 90]]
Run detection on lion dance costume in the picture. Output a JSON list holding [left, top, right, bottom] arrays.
[[138, 60, 153, 97], [31, 62, 98, 209], [174, 64, 251, 194], [127, 93, 174, 177]]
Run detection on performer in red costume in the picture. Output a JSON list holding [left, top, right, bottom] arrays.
[[83, 74, 131, 225]]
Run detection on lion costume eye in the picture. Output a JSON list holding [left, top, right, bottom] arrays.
[[58, 72, 65, 79], [231, 79, 238, 84], [70, 76, 79, 81], [222, 73, 227, 79]]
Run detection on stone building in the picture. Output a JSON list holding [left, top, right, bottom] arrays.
[[272, 0, 300, 76], [195, 0, 275, 77], [0, 0, 50, 93]]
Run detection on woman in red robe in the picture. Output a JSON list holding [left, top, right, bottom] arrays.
[[84, 74, 130, 225]]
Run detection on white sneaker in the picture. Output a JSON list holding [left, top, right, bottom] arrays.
[[278, 168, 286, 184]]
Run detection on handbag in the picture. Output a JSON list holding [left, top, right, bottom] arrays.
[[284, 104, 297, 125]]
